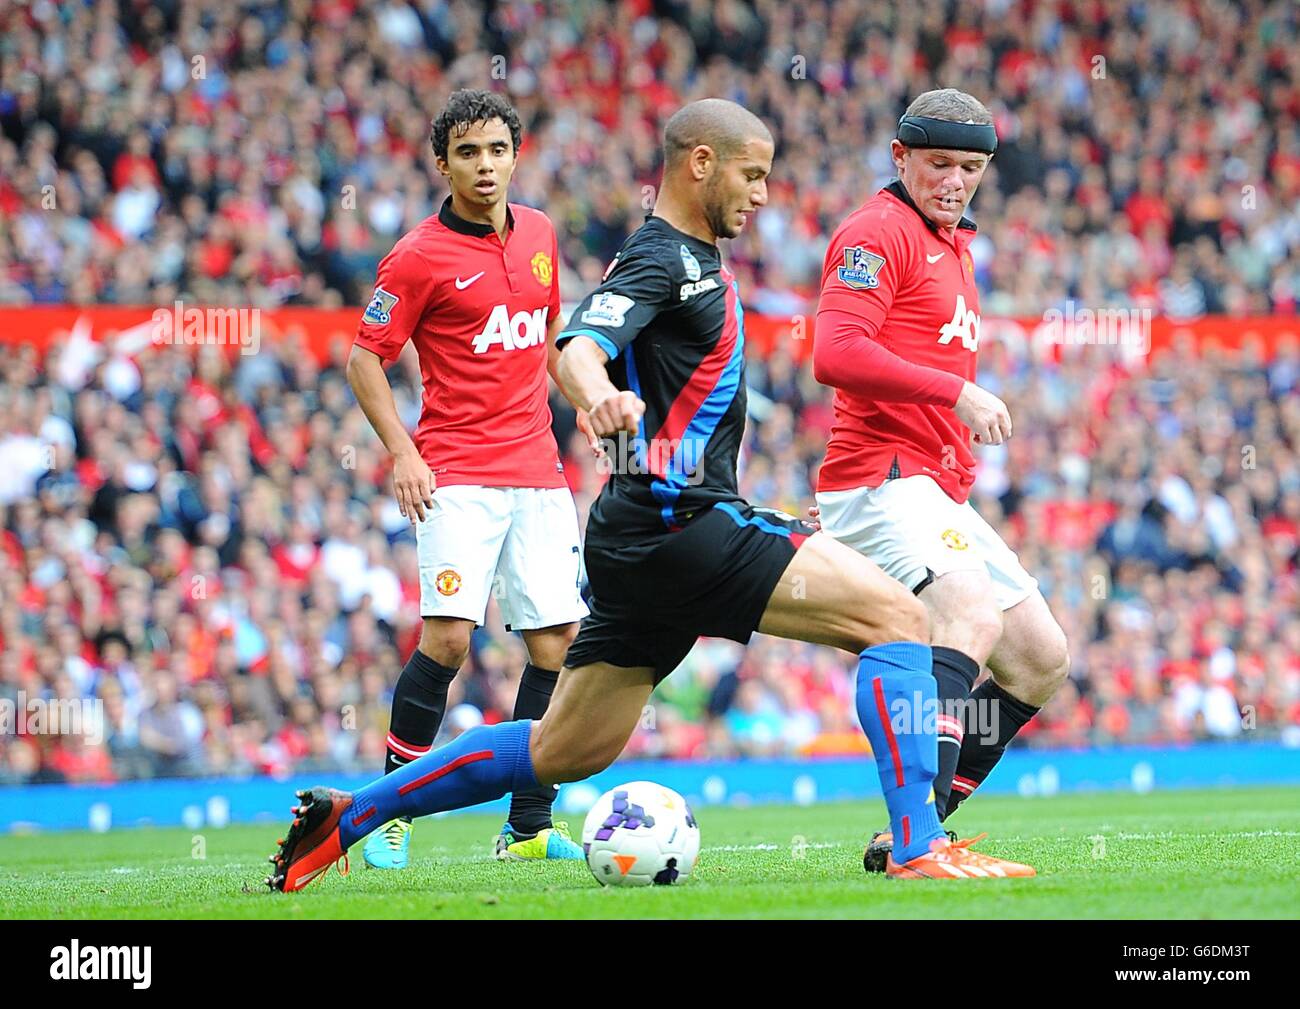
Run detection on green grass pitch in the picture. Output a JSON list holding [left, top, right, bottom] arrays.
[[2, 786, 1296, 919]]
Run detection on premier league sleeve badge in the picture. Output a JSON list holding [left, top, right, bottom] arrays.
[[837, 246, 886, 290]]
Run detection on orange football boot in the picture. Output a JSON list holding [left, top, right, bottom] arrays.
[[885, 832, 1037, 879], [266, 786, 355, 892]]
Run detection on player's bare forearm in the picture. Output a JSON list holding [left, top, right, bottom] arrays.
[[547, 317, 603, 454], [345, 346, 419, 460], [546, 314, 582, 407], [346, 345, 436, 520], [555, 335, 617, 412], [556, 335, 644, 436]]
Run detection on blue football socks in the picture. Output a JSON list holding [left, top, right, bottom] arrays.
[[341, 719, 538, 850], [855, 641, 946, 864]]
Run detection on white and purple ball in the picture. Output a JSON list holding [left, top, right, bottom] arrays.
[[581, 781, 700, 887]]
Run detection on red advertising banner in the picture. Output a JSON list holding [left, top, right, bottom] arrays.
[[0, 305, 1296, 365]]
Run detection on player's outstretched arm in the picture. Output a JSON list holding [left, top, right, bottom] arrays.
[[345, 345, 435, 522], [555, 336, 645, 437]]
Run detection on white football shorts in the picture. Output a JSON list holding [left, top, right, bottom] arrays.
[[816, 474, 1038, 611], [415, 484, 589, 630]]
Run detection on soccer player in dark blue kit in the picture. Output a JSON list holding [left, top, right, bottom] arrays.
[[266, 99, 1035, 890]]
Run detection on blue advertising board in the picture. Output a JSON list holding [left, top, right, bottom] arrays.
[[2, 742, 1297, 833]]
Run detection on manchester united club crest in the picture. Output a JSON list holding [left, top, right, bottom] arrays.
[[941, 528, 970, 551], [435, 569, 462, 596], [837, 246, 886, 290], [530, 251, 553, 287]]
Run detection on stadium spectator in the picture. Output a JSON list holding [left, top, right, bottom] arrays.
[[136, 666, 205, 777]]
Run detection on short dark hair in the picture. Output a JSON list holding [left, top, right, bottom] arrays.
[[430, 89, 523, 161], [663, 98, 772, 168]]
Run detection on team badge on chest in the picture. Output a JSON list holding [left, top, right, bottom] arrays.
[[530, 251, 553, 287]]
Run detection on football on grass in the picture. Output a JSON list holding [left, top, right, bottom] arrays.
[[582, 781, 700, 887]]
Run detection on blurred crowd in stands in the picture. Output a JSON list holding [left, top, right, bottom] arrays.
[[1, 325, 1297, 783], [2, 0, 1300, 316], [1, 0, 1299, 782]]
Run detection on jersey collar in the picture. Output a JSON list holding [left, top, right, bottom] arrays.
[[645, 213, 716, 251], [884, 179, 977, 236], [438, 195, 515, 238]]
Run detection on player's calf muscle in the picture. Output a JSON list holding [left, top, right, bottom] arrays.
[[530, 720, 627, 784], [528, 662, 654, 784]]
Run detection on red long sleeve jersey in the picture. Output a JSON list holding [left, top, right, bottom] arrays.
[[814, 181, 982, 503], [354, 198, 566, 489]]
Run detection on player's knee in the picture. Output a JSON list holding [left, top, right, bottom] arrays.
[[531, 717, 619, 784], [419, 619, 472, 668], [523, 623, 579, 671], [1036, 627, 1071, 693], [545, 622, 581, 659]]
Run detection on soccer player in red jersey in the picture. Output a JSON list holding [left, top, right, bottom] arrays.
[[812, 89, 1071, 870], [346, 90, 590, 866]]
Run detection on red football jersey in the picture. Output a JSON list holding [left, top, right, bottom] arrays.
[[815, 181, 982, 503], [354, 197, 566, 489]]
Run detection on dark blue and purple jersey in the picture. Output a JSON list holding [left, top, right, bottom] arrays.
[[557, 216, 747, 539]]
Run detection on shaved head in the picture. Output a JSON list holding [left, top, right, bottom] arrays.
[[663, 99, 773, 167], [654, 99, 774, 242]]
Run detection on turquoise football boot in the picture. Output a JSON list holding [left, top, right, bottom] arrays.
[[363, 816, 412, 869], [493, 820, 585, 861]]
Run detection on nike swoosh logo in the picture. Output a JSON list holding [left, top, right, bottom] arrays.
[[455, 271, 486, 289], [926, 253, 944, 264], [296, 864, 329, 886]]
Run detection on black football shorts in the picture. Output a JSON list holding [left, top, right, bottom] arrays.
[[564, 501, 816, 682]]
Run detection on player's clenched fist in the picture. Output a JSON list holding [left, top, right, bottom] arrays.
[[587, 390, 646, 437], [392, 447, 436, 523], [955, 380, 1013, 445]]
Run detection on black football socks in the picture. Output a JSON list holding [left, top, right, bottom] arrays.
[[504, 662, 562, 838], [930, 646, 981, 820], [946, 678, 1040, 817], [383, 649, 460, 776]]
